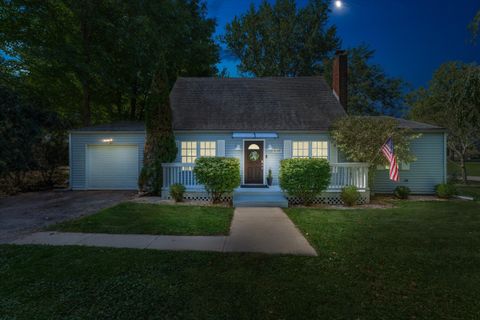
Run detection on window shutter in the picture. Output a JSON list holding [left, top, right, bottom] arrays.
[[283, 140, 292, 159], [216, 140, 225, 157]]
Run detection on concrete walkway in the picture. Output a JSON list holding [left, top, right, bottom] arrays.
[[468, 176, 480, 182], [11, 208, 317, 256]]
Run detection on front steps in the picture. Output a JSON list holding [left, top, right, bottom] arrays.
[[233, 187, 288, 208]]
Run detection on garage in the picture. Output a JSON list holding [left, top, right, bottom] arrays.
[[69, 122, 146, 190], [86, 145, 139, 189]]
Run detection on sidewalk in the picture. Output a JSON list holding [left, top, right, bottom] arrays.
[[12, 207, 317, 256]]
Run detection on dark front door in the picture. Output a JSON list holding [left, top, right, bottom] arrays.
[[244, 141, 264, 184]]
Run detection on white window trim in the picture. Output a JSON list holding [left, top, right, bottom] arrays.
[[292, 141, 329, 159]]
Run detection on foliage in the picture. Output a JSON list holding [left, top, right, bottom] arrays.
[[279, 158, 331, 205], [169, 184, 186, 202], [223, 0, 340, 76], [409, 62, 480, 182], [0, 85, 42, 189], [32, 114, 70, 186], [470, 10, 480, 42], [394, 186, 411, 199], [340, 185, 360, 206], [0, 0, 219, 126], [435, 183, 457, 199], [323, 45, 406, 116], [47, 202, 234, 235], [193, 157, 241, 203], [331, 116, 418, 188], [142, 60, 177, 196]]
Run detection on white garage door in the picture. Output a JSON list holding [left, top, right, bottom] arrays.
[[86, 145, 139, 190]]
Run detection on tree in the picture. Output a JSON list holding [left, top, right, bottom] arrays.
[[331, 116, 417, 189], [409, 62, 480, 183], [0, 85, 43, 189], [223, 0, 340, 76], [141, 59, 177, 195], [0, 0, 219, 126], [470, 9, 480, 42], [323, 45, 407, 116]]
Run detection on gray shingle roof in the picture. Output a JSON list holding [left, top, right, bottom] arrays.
[[170, 77, 347, 131], [70, 121, 145, 132], [380, 117, 444, 131]]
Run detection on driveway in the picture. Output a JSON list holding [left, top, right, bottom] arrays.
[[0, 190, 135, 243]]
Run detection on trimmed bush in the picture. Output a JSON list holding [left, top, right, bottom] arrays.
[[170, 183, 186, 202], [341, 185, 360, 206], [394, 186, 411, 199], [279, 158, 331, 206], [194, 157, 241, 203], [435, 183, 456, 199]]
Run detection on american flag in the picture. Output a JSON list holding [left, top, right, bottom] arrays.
[[381, 137, 399, 181]]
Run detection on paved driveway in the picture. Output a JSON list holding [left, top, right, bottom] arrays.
[[0, 190, 135, 243]]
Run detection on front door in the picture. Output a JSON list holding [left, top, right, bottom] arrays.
[[244, 141, 264, 184]]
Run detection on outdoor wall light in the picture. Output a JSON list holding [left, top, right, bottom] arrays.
[[102, 138, 113, 144], [234, 144, 241, 151], [267, 144, 273, 151]]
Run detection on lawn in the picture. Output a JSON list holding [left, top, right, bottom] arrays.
[[47, 202, 234, 235], [448, 160, 480, 177], [2, 200, 480, 319], [455, 183, 480, 200]]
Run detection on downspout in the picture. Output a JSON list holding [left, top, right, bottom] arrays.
[[443, 132, 447, 183], [68, 133, 72, 190]]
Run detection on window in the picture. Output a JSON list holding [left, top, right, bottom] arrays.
[[248, 144, 260, 150], [181, 141, 197, 163], [292, 141, 309, 158], [312, 141, 328, 159], [200, 141, 216, 157]]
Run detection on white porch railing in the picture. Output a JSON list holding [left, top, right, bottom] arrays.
[[162, 162, 369, 191]]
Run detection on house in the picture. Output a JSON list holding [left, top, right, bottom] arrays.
[[69, 52, 447, 207]]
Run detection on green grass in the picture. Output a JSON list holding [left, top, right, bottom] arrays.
[[2, 201, 480, 319], [47, 202, 234, 235], [448, 160, 480, 176], [455, 183, 480, 200]]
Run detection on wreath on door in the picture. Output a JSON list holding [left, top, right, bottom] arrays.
[[249, 151, 260, 161]]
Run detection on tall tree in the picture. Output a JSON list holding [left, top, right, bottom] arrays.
[[409, 62, 480, 183], [324, 45, 407, 116], [470, 9, 480, 42], [0, 0, 219, 126], [141, 58, 177, 195], [223, 0, 340, 76]]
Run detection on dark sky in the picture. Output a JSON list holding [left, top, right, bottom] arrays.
[[207, 0, 479, 88]]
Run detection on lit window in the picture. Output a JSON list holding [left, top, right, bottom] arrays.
[[312, 141, 328, 159], [200, 141, 216, 157], [248, 144, 260, 150], [181, 141, 197, 163], [292, 141, 309, 158]]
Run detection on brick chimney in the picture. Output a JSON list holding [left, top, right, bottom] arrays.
[[332, 50, 348, 112]]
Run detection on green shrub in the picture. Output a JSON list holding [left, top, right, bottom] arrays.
[[169, 183, 186, 202], [394, 186, 411, 199], [435, 183, 456, 199], [279, 158, 331, 206], [193, 157, 241, 203], [341, 185, 360, 206]]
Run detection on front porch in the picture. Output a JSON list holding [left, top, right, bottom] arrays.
[[162, 162, 370, 206]]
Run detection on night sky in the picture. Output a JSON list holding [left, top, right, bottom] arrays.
[[207, 0, 479, 89]]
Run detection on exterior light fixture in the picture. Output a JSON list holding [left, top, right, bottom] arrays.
[[267, 144, 273, 151], [234, 144, 241, 151], [102, 138, 113, 144]]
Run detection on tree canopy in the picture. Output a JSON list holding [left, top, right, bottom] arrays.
[[0, 0, 219, 126], [470, 9, 480, 41], [323, 45, 407, 116], [223, 0, 340, 77], [409, 62, 480, 182], [331, 116, 417, 188]]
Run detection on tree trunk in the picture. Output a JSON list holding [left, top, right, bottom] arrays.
[[130, 80, 138, 120], [82, 82, 91, 126], [459, 154, 468, 184]]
